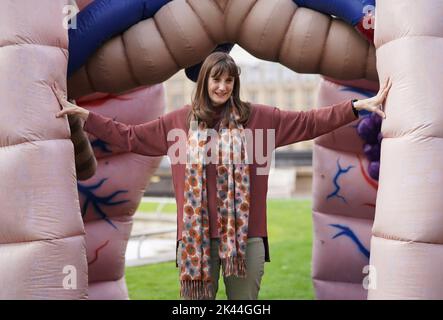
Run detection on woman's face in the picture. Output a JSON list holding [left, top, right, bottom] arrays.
[[207, 71, 234, 107]]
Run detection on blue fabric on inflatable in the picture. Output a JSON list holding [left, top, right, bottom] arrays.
[[68, 0, 171, 76], [293, 0, 375, 26]]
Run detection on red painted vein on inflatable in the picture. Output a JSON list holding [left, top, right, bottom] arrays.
[[88, 240, 110, 266], [357, 154, 378, 190]]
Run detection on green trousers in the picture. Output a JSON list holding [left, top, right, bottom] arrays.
[[177, 237, 266, 300]]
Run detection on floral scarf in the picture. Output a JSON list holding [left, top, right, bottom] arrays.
[[180, 105, 250, 300]]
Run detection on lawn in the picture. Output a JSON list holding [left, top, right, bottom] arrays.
[[125, 199, 314, 300]]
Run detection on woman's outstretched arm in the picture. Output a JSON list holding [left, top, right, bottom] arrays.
[[53, 84, 168, 156], [274, 78, 391, 148]]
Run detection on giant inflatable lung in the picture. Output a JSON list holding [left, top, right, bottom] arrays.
[[65, 0, 376, 300]]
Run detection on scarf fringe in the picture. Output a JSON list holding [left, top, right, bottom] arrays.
[[180, 280, 213, 300], [221, 257, 247, 278]]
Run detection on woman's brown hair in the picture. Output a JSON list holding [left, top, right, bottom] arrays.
[[188, 52, 251, 128]]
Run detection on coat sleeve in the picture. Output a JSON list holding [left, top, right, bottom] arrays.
[[273, 99, 357, 148], [83, 111, 168, 156]]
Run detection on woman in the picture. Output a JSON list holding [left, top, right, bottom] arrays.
[[54, 52, 391, 300]]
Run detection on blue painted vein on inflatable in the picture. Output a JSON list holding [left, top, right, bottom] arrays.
[[327, 159, 354, 203], [77, 178, 130, 230], [329, 223, 370, 259]]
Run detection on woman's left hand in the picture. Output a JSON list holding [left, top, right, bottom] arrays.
[[353, 77, 392, 118]]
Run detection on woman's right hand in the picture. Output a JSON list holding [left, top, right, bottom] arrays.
[[52, 83, 89, 121]]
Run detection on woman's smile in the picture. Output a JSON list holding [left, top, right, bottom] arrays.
[[208, 72, 234, 106]]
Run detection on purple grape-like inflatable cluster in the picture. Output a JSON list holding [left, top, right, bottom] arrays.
[[357, 112, 383, 180]]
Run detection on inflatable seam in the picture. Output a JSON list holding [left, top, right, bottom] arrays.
[[363, 41, 371, 80], [85, 59, 98, 93], [258, 0, 281, 60], [382, 134, 443, 141], [313, 141, 365, 157], [0, 233, 85, 246], [311, 205, 375, 221], [270, 0, 294, 61], [376, 34, 443, 51], [313, 277, 366, 285], [371, 234, 443, 246], [0, 43, 68, 51], [313, 210, 374, 223], [213, 0, 225, 14], [153, 14, 181, 69], [317, 16, 333, 74], [277, 4, 297, 62], [236, 0, 260, 43], [120, 34, 142, 87], [0, 138, 73, 150], [340, 21, 351, 78]]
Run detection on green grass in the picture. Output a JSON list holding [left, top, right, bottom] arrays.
[[126, 199, 314, 300], [137, 202, 177, 214]]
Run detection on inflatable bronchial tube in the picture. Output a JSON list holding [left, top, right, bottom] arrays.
[[368, 0, 443, 299], [67, 0, 377, 99], [68, 0, 172, 76]]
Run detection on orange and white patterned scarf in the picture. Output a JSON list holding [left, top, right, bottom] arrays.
[[180, 105, 250, 300]]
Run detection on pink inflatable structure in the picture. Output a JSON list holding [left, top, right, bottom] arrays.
[[312, 78, 377, 299], [1, 0, 442, 299], [1, 0, 88, 299], [77, 86, 165, 299]]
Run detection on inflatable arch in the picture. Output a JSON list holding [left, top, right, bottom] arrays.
[[1, 0, 442, 299]]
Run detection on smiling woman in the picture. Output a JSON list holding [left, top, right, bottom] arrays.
[[208, 74, 234, 106]]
